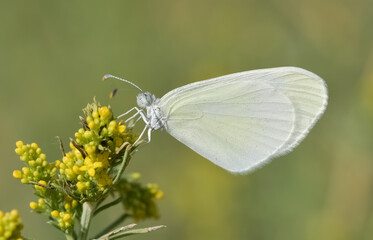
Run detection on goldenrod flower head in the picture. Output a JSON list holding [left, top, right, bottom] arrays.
[[12, 100, 153, 236], [48, 196, 78, 231], [54, 101, 137, 201], [0, 209, 23, 239], [116, 174, 163, 221]]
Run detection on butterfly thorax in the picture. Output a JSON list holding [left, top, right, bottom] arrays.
[[137, 92, 165, 130]]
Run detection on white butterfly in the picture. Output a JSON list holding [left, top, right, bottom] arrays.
[[104, 67, 328, 173]]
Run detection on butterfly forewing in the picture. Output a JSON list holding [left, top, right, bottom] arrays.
[[157, 67, 327, 173]]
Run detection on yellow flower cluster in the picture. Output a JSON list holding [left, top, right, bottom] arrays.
[[57, 106, 136, 198], [50, 197, 78, 229], [11, 101, 154, 236], [0, 210, 23, 240], [13, 142, 56, 184], [117, 173, 163, 221]]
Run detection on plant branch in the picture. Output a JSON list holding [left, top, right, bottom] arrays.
[[94, 197, 123, 217], [93, 213, 130, 239], [109, 225, 166, 239]]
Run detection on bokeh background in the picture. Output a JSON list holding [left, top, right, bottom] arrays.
[[1, 1, 373, 239]]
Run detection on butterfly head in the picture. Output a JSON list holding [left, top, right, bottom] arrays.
[[137, 92, 157, 108]]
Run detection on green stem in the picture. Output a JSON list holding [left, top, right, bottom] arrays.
[[112, 145, 132, 185], [79, 202, 96, 240], [93, 213, 129, 239], [65, 233, 75, 240], [94, 197, 123, 217]]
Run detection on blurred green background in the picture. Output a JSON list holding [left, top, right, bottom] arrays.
[[1, 0, 373, 239]]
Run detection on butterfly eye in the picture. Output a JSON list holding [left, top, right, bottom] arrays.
[[137, 93, 150, 108]]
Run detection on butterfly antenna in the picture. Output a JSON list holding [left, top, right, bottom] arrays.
[[102, 74, 143, 92]]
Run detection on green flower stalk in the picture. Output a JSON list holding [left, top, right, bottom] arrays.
[[10, 100, 165, 240]]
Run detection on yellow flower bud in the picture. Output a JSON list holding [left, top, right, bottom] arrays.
[[13, 170, 22, 179], [62, 156, 69, 164], [101, 127, 108, 135], [30, 202, 38, 209], [92, 111, 99, 119], [156, 190, 164, 199], [99, 107, 111, 118], [119, 124, 126, 133], [85, 145, 95, 155], [79, 166, 87, 171], [75, 132, 81, 139], [88, 168, 95, 177], [108, 120, 116, 128], [64, 203, 71, 211], [76, 182, 85, 190], [65, 169, 73, 176], [38, 180, 47, 188], [55, 160, 61, 167], [16, 141, 24, 148], [14, 148, 23, 155], [72, 165, 80, 174], [59, 163, 66, 170], [63, 213, 71, 221], [93, 162, 103, 168], [83, 131, 93, 138], [88, 121, 95, 130], [72, 200, 78, 208], [38, 198, 45, 207], [39, 153, 46, 160], [86, 116, 93, 123], [31, 143, 38, 149], [51, 210, 59, 218], [84, 157, 92, 166]]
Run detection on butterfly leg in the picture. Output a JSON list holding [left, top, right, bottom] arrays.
[[134, 115, 143, 124], [147, 128, 152, 143], [125, 107, 147, 124], [116, 107, 138, 119], [133, 125, 148, 146]]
